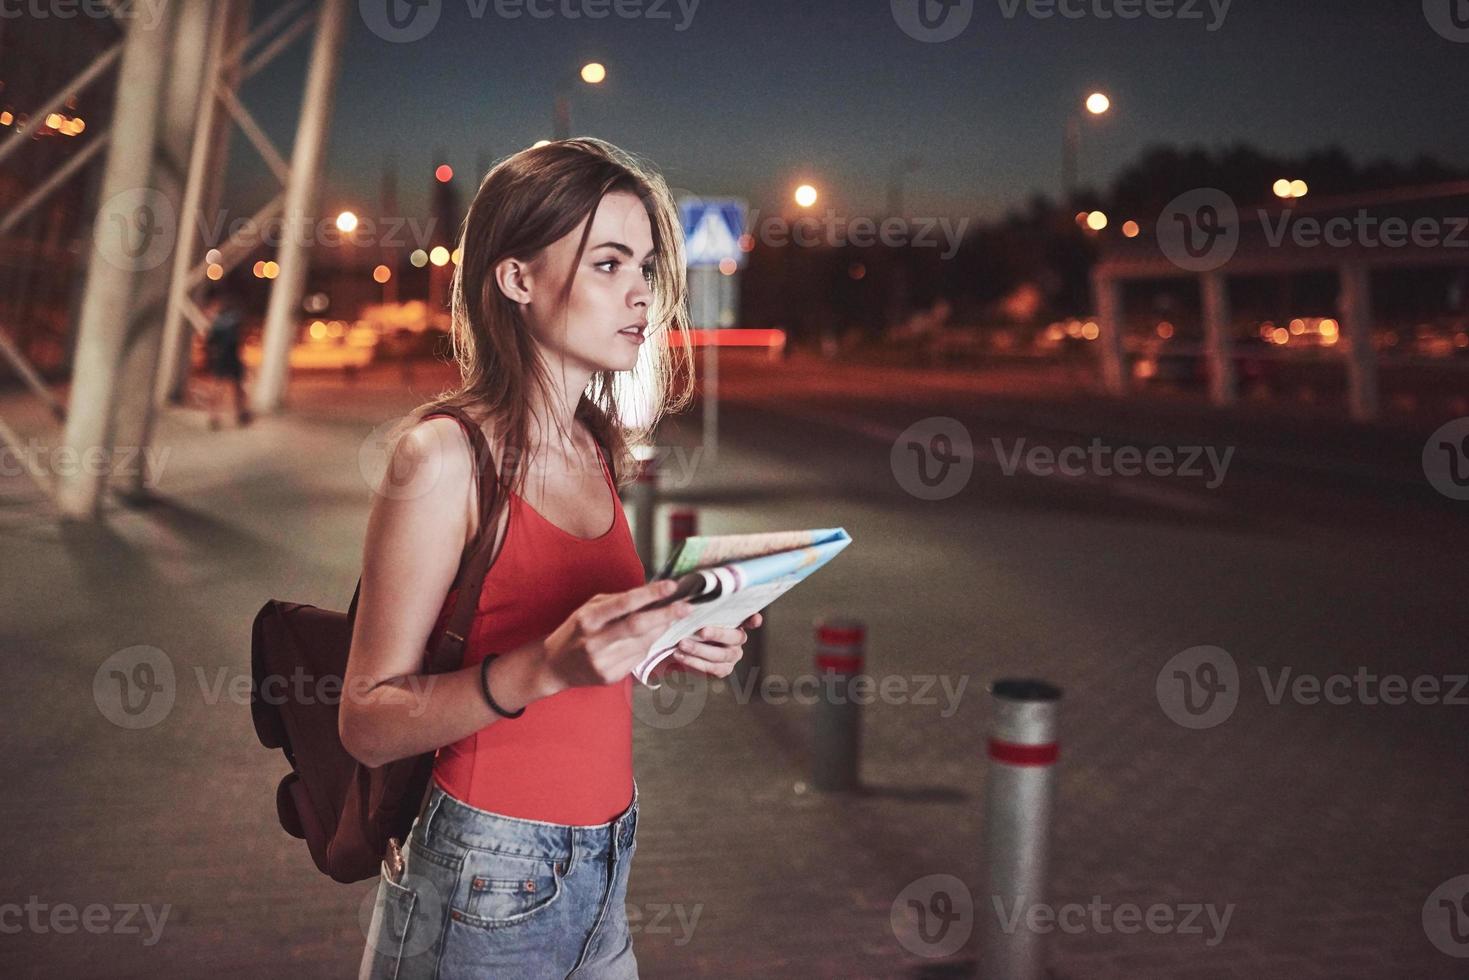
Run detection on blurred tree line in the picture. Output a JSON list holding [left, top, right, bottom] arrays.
[[739, 144, 1468, 345]]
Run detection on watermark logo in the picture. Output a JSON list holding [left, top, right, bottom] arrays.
[[358, 866, 446, 960], [93, 646, 437, 730], [631, 668, 970, 729], [892, 417, 973, 500], [1161, 188, 1469, 273], [1423, 417, 1469, 500], [95, 187, 177, 272], [1155, 645, 1239, 729], [93, 645, 176, 730], [361, 0, 443, 43], [1157, 188, 1239, 272], [1425, 875, 1469, 957], [894, 0, 1231, 40], [1424, 0, 1469, 43], [630, 669, 711, 730], [1159, 649, 1464, 729], [891, 874, 973, 957], [359, 415, 447, 501], [891, 0, 974, 42]]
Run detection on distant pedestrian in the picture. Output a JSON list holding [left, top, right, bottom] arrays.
[[201, 291, 252, 429]]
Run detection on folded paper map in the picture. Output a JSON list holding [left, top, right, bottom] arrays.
[[632, 527, 853, 688]]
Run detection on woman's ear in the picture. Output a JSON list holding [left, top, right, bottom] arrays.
[[492, 256, 533, 306]]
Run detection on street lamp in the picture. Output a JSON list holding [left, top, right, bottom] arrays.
[[794, 183, 819, 208], [1274, 178, 1310, 201], [886, 156, 922, 219], [1063, 91, 1112, 198], [553, 62, 607, 139]]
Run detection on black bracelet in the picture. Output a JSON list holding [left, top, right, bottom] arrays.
[[479, 654, 525, 719]]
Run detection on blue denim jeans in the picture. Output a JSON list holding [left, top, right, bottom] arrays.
[[358, 779, 640, 980]]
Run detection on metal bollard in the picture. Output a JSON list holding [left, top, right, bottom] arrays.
[[630, 457, 658, 577], [667, 507, 696, 569], [811, 617, 864, 791], [734, 610, 766, 691], [977, 679, 1063, 980]]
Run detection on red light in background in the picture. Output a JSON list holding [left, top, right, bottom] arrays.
[[435, 164, 453, 183], [666, 328, 786, 350]]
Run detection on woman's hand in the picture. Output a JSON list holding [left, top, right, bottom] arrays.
[[666, 612, 763, 678], [538, 580, 695, 691]]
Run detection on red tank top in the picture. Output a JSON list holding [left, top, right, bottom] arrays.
[[429, 435, 645, 824]]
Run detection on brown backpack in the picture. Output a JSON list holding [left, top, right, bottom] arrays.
[[249, 405, 512, 883]]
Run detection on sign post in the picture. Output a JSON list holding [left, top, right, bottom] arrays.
[[678, 197, 747, 465]]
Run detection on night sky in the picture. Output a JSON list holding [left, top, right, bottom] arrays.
[[234, 0, 1469, 224]]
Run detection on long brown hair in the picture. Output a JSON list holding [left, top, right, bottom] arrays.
[[407, 138, 694, 498]]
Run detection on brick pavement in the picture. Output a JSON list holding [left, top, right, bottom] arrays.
[[1, 356, 1465, 978]]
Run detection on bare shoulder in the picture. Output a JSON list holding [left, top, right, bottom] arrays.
[[384, 416, 473, 500], [403, 412, 509, 540]]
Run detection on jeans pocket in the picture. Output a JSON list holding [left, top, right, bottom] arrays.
[[359, 861, 419, 980], [454, 847, 564, 928]]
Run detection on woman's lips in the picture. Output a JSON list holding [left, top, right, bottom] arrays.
[[619, 325, 646, 344]]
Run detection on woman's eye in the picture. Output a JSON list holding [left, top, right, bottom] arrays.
[[595, 259, 619, 273], [641, 265, 656, 283]]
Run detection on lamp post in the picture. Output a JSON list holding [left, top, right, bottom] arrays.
[[1062, 91, 1111, 199], [886, 155, 922, 219], [553, 62, 607, 139]]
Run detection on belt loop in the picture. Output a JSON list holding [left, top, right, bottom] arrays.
[[417, 784, 445, 843]]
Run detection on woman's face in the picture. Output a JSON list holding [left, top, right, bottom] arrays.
[[518, 189, 657, 375]]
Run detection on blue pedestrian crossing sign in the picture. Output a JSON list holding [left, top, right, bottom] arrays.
[[679, 197, 747, 269]]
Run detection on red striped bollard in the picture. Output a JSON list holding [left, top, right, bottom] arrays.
[[811, 617, 864, 791], [978, 679, 1062, 980], [667, 508, 696, 568], [630, 454, 658, 577]]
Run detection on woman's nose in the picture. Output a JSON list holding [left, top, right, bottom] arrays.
[[629, 276, 652, 309]]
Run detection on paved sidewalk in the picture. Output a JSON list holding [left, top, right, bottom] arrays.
[[1, 356, 1465, 978]]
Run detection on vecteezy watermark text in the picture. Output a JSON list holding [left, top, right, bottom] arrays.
[[0, 0, 169, 28], [626, 902, 702, 946], [93, 645, 438, 731], [0, 439, 171, 487], [1157, 187, 1469, 272], [991, 895, 1235, 947], [891, 0, 1231, 43], [993, 437, 1234, 489], [1156, 645, 1469, 730], [0, 897, 170, 946], [360, 0, 700, 43], [744, 208, 970, 259]]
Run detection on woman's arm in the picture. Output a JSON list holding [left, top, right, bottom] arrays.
[[339, 417, 558, 769]]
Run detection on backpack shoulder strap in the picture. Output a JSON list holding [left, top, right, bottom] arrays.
[[347, 405, 512, 674]]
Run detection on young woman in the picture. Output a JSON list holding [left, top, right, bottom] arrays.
[[342, 138, 759, 979]]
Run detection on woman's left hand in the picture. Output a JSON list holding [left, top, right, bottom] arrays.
[[666, 612, 762, 678]]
